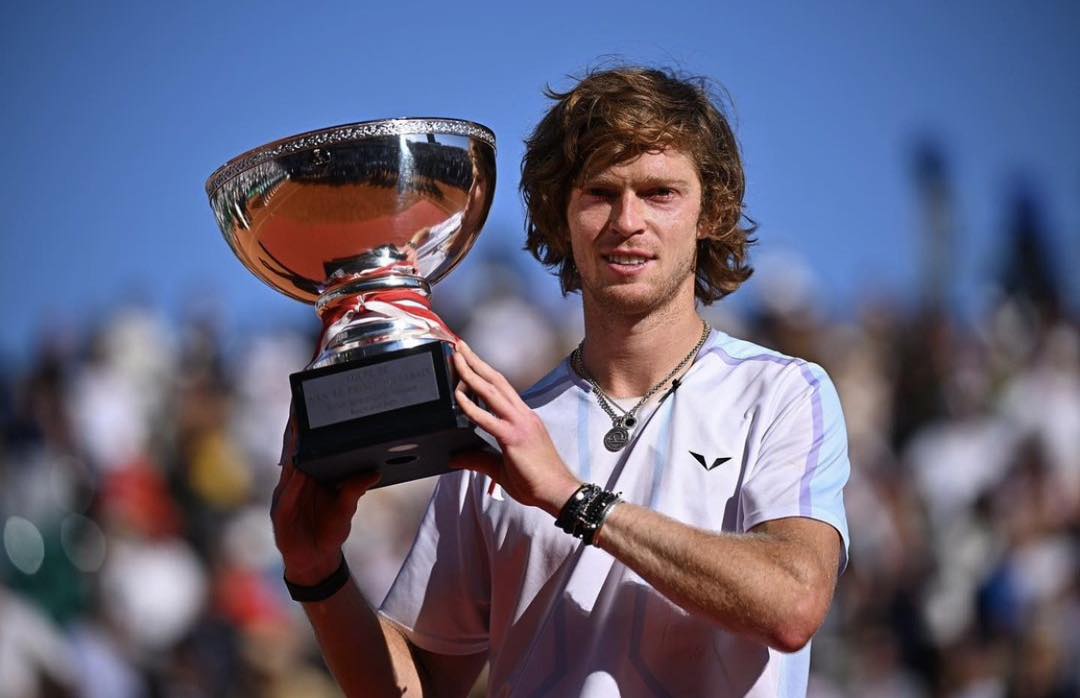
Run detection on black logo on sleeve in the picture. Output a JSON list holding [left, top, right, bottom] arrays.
[[690, 451, 731, 471]]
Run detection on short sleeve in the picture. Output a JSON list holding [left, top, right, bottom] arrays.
[[740, 362, 851, 571], [378, 470, 491, 655]]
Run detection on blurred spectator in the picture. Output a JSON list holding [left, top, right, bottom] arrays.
[[0, 587, 77, 697]]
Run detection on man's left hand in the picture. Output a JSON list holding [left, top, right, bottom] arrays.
[[451, 341, 581, 516]]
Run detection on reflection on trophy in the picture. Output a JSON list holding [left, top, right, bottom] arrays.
[[206, 118, 496, 487]]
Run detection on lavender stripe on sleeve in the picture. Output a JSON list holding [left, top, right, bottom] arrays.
[[797, 364, 823, 516]]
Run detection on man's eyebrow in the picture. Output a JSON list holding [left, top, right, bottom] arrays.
[[579, 175, 693, 189], [636, 175, 693, 189]]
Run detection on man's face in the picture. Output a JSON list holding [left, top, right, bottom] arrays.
[[566, 149, 703, 317]]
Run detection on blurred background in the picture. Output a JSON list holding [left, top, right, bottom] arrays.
[[1, 2, 1077, 697]]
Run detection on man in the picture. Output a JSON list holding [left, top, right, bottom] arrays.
[[272, 66, 850, 697]]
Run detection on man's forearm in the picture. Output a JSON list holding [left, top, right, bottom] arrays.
[[301, 579, 424, 697], [594, 503, 839, 652]]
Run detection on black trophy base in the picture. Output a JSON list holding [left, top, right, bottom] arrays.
[[289, 341, 487, 487]]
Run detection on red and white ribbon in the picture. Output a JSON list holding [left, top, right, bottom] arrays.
[[316, 288, 457, 360]]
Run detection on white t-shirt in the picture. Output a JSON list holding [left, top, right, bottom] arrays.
[[380, 329, 851, 697]]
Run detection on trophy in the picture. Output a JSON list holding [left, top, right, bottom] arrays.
[[206, 118, 496, 487]]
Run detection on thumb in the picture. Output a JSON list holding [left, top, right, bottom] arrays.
[[450, 448, 502, 481], [335, 471, 382, 519]]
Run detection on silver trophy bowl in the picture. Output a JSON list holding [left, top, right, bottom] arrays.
[[206, 118, 496, 367]]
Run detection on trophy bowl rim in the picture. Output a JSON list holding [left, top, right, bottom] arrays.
[[205, 116, 496, 198]]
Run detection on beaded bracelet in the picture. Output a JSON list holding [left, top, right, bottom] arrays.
[[555, 483, 622, 546]]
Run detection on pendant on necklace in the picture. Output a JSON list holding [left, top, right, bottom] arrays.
[[603, 425, 630, 452]]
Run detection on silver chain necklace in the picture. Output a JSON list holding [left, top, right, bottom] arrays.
[[572, 321, 710, 452]]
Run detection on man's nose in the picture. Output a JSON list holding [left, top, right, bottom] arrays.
[[609, 192, 645, 236]]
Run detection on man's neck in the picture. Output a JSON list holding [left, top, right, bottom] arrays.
[[578, 296, 706, 399]]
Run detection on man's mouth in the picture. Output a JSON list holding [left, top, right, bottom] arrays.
[[604, 254, 651, 267]]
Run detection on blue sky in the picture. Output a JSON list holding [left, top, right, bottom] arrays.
[[1, 1, 1077, 360]]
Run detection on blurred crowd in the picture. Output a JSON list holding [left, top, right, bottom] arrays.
[[1, 204, 1076, 697]]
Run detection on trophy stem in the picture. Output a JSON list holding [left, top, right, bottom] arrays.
[[310, 281, 455, 370], [316, 274, 431, 316]]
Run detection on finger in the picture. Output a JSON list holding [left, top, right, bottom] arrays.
[[279, 406, 300, 478], [455, 368, 512, 418], [457, 341, 507, 387], [455, 383, 504, 435], [454, 350, 515, 416], [272, 459, 311, 519], [449, 451, 502, 492], [455, 382, 501, 431], [457, 342, 521, 404], [335, 471, 382, 519]]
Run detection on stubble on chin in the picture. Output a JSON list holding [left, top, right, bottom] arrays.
[[586, 284, 665, 318], [582, 260, 698, 321]]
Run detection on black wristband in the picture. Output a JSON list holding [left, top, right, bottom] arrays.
[[555, 484, 599, 537], [284, 555, 351, 603], [555, 483, 621, 546]]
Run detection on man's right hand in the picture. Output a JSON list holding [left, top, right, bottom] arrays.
[[270, 410, 487, 697], [270, 410, 381, 586]]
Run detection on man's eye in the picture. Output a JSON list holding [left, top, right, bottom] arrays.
[[646, 188, 677, 200], [585, 187, 616, 199]]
